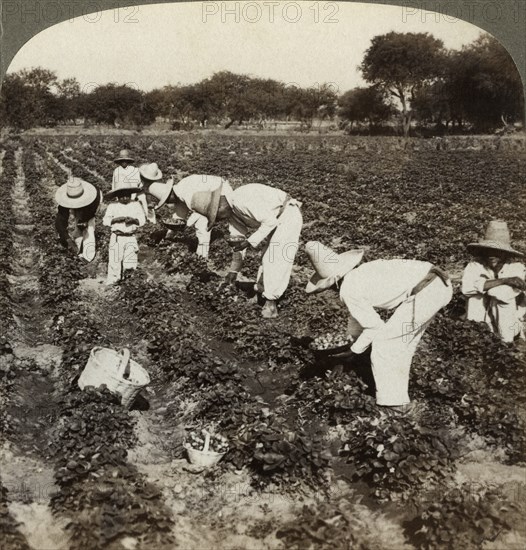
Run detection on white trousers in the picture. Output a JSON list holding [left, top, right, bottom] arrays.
[[191, 214, 211, 258], [465, 287, 525, 343], [72, 217, 96, 262], [348, 277, 453, 406], [257, 204, 303, 300], [106, 233, 139, 285]]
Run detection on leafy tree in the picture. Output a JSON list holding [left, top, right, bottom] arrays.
[[147, 85, 204, 127], [411, 78, 457, 131], [338, 86, 395, 131], [283, 83, 337, 126], [445, 34, 524, 130], [177, 72, 337, 128], [194, 71, 252, 128], [0, 67, 59, 129], [250, 78, 288, 122], [18, 67, 57, 92], [56, 77, 82, 124], [0, 74, 35, 129], [361, 32, 446, 136], [84, 84, 155, 127]]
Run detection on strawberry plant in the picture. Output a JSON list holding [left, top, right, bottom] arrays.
[[0, 144, 16, 335], [341, 414, 453, 501], [404, 484, 521, 549]]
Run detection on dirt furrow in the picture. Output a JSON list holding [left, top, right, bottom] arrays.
[[9, 150, 54, 346], [61, 152, 106, 183], [0, 146, 33, 550], [0, 149, 69, 550], [46, 151, 72, 178]]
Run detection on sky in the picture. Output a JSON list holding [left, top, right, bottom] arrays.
[[7, 1, 485, 94]]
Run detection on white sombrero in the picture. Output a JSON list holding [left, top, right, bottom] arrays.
[[305, 241, 364, 294], [139, 163, 163, 182], [467, 220, 523, 258], [190, 183, 223, 231], [148, 181, 175, 210], [55, 178, 98, 209]]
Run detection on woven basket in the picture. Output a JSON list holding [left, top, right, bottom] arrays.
[[78, 347, 150, 408], [185, 433, 227, 468]]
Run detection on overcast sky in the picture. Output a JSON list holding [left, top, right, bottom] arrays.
[[8, 1, 484, 93]]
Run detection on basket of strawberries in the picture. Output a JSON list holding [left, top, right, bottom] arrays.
[[309, 333, 352, 359], [184, 428, 229, 468]]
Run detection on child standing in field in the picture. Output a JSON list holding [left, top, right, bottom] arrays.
[[112, 149, 152, 222], [103, 182, 146, 285], [462, 220, 525, 343]]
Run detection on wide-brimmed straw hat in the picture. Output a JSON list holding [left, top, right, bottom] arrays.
[[105, 186, 142, 200], [190, 184, 223, 231], [148, 181, 175, 210], [467, 220, 523, 258], [55, 177, 98, 209], [139, 163, 163, 182], [114, 149, 134, 163], [305, 241, 365, 294]]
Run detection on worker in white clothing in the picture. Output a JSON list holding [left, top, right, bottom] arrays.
[[103, 181, 146, 285], [304, 241, 452, 413], [112, 150, 152, 221], [462, 220, 525, 343], [192, 183, 303, 319], [55, 177, 102, 262], [144, 170, 232, 259]]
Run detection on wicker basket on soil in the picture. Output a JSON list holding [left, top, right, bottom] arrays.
[[78, 348, 150, 408], [309, 333, 352, 359], [184, 430, 228, 468]]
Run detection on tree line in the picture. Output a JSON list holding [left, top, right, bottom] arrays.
[[0, 32, 523, 136]]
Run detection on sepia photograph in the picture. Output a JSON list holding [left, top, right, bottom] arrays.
[[0, 0, 525, 548]]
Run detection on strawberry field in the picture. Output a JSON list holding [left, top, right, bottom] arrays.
[[0, 132, 525, 549]]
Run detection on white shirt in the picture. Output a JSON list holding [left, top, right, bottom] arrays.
[[462, 260, 525, 296], [340, 259, 433, 353], [112, 166, 142, 190], [103, 201, 146, 234], [174, 175, 230, 210], [226, 183, 291, 248]]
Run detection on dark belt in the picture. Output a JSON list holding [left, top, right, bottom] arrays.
[[112, 230, 136, 237], [410, 266, 450, 296]]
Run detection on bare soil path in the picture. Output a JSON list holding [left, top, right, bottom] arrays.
[[1, 149, 68, 550]]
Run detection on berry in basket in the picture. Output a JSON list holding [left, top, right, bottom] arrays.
[[310, 333, 351, 351], [186, 429, 229, 453]]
